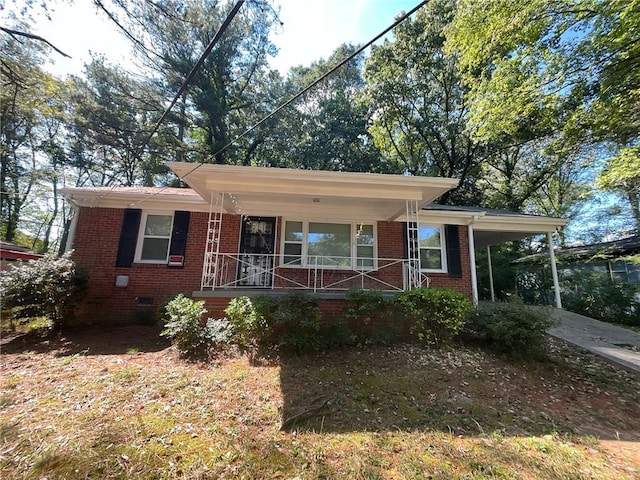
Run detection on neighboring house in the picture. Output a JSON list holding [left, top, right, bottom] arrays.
[[0, 241, 43, 271], [61, 163, 568, 325], [516, 234, 640, 283]]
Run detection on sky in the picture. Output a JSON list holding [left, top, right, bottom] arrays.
[[24, 0, 420, 77]]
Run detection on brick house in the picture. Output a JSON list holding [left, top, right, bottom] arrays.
[[61, 163, 568, 324]]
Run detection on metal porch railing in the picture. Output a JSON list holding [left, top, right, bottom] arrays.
[[200, 253, 430, 292]]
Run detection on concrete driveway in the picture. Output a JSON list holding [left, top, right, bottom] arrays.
[[549, 309, 640, 373]]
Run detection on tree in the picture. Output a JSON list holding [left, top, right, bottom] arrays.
[[363, 0, 485, 205], [100, 0, 281, 165], [255, 44, 383, 172], [0, 28, 47, 242], [596, 146, 640, 233], [446, 0, 640, 234], [67, 57, 178, 187]]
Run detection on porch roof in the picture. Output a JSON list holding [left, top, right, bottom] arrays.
[[167, 162, 459, 222]]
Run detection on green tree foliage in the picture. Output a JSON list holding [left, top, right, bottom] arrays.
[[105, 0, 280, 165], [447, 0, 640, 232], [596, 146, 640, 232], [68, 57, 179, 186], [363, 0, 485, 204], [1, 29, 45, 242], [257, 44, 383, 172], [0, 26, 74, 247]]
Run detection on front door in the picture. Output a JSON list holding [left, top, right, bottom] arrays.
[[237, 216, 276, 287]]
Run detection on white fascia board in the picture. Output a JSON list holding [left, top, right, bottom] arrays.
[[168, 162, 459, 204], [393, 209, 479, 225], [60, 188, 210, 212], [474, 215, 568, 233]]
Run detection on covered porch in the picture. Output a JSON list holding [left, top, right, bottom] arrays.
[[167, 162, 568, 305], [168, 162, 458, 296]]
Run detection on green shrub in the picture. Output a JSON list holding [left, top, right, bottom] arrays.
[[225, 292, 332, 355], [0, 253, 87, 330], [343, 289, 390, 324], [268, 292, 324, 353], [225, 296, 272, 355], [342, 289, 401, 345], [394, 288, 472, 346], [561, 272, 640, 326], [467, 300, 556, 357], [161, 294, 232, 360]]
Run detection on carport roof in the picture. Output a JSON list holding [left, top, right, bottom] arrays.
[[422, 204, 568, 248]]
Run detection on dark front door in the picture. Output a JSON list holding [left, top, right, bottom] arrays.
[[237, 216, 276, 287]]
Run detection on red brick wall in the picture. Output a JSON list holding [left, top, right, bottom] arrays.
[[71, 207, 211, 324], [428, 226, 473, 298], [71, 208, 473, 325]]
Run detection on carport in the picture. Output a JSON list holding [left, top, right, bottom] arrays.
[[422, 205, 569, 307]]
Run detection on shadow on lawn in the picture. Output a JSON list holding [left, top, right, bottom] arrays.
[[277, 342, 640, 441], [0, 325, 169, 356]]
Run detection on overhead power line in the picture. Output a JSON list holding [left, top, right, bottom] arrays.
[[97, 0, 245, 201], [139, 0, 246, 156], [127, 0, 431, 206]]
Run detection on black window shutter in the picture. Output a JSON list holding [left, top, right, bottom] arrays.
[[115, 209, 141, 267], [168, 210, 190, 263], [403, 222, 420, 260], [402, 222, 408, 259], [445, 224, 462, 278]]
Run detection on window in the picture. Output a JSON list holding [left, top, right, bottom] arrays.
[[136, 213, 173, 262], [308, 222, 351, 267], [281, 220, 376, 269], [283, 221, 303, 265], [356, 224, 375, 268], [418, 225, 445, 271]]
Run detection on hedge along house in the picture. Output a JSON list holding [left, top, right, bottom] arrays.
[[61, 162, 568, 324]]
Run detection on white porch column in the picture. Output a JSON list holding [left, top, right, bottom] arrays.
[[468, 224, 479, 306], [487, 245, 495, 302], [547, 231, 562, 309]]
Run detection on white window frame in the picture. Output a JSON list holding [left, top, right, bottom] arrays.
[[280, 219, 377, 270], [418, 224, 447, 273], [134, 211, 174, 264]]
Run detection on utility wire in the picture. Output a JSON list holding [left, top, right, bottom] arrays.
[[139, 0, 245, 158], [97, 0, 246, 201], [128, 0, 430, 206]]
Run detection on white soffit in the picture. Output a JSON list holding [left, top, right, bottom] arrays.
[[472, 215, 569, 248], [60, 187, 210, 212], [168, 162, 459, 221]]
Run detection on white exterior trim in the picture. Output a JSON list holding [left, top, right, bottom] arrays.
[[134, 211, 175, 264], [279, 218, 378, 270], [418, 224, 448, 274]]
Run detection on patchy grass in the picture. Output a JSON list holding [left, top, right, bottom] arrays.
[[1, 326, 639, 479]]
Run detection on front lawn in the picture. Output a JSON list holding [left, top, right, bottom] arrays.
[[1, 326, 639, 479]]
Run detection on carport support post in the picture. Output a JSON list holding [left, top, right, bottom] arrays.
[[547, 231, 562, 309], [468, 224, 479, 306], [487, 245, 495, 302]]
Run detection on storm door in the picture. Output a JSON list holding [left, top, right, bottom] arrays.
[[237, 216, 276, 287]]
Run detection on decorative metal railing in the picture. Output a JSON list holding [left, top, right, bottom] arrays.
[[200, 253, 430, 292]]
